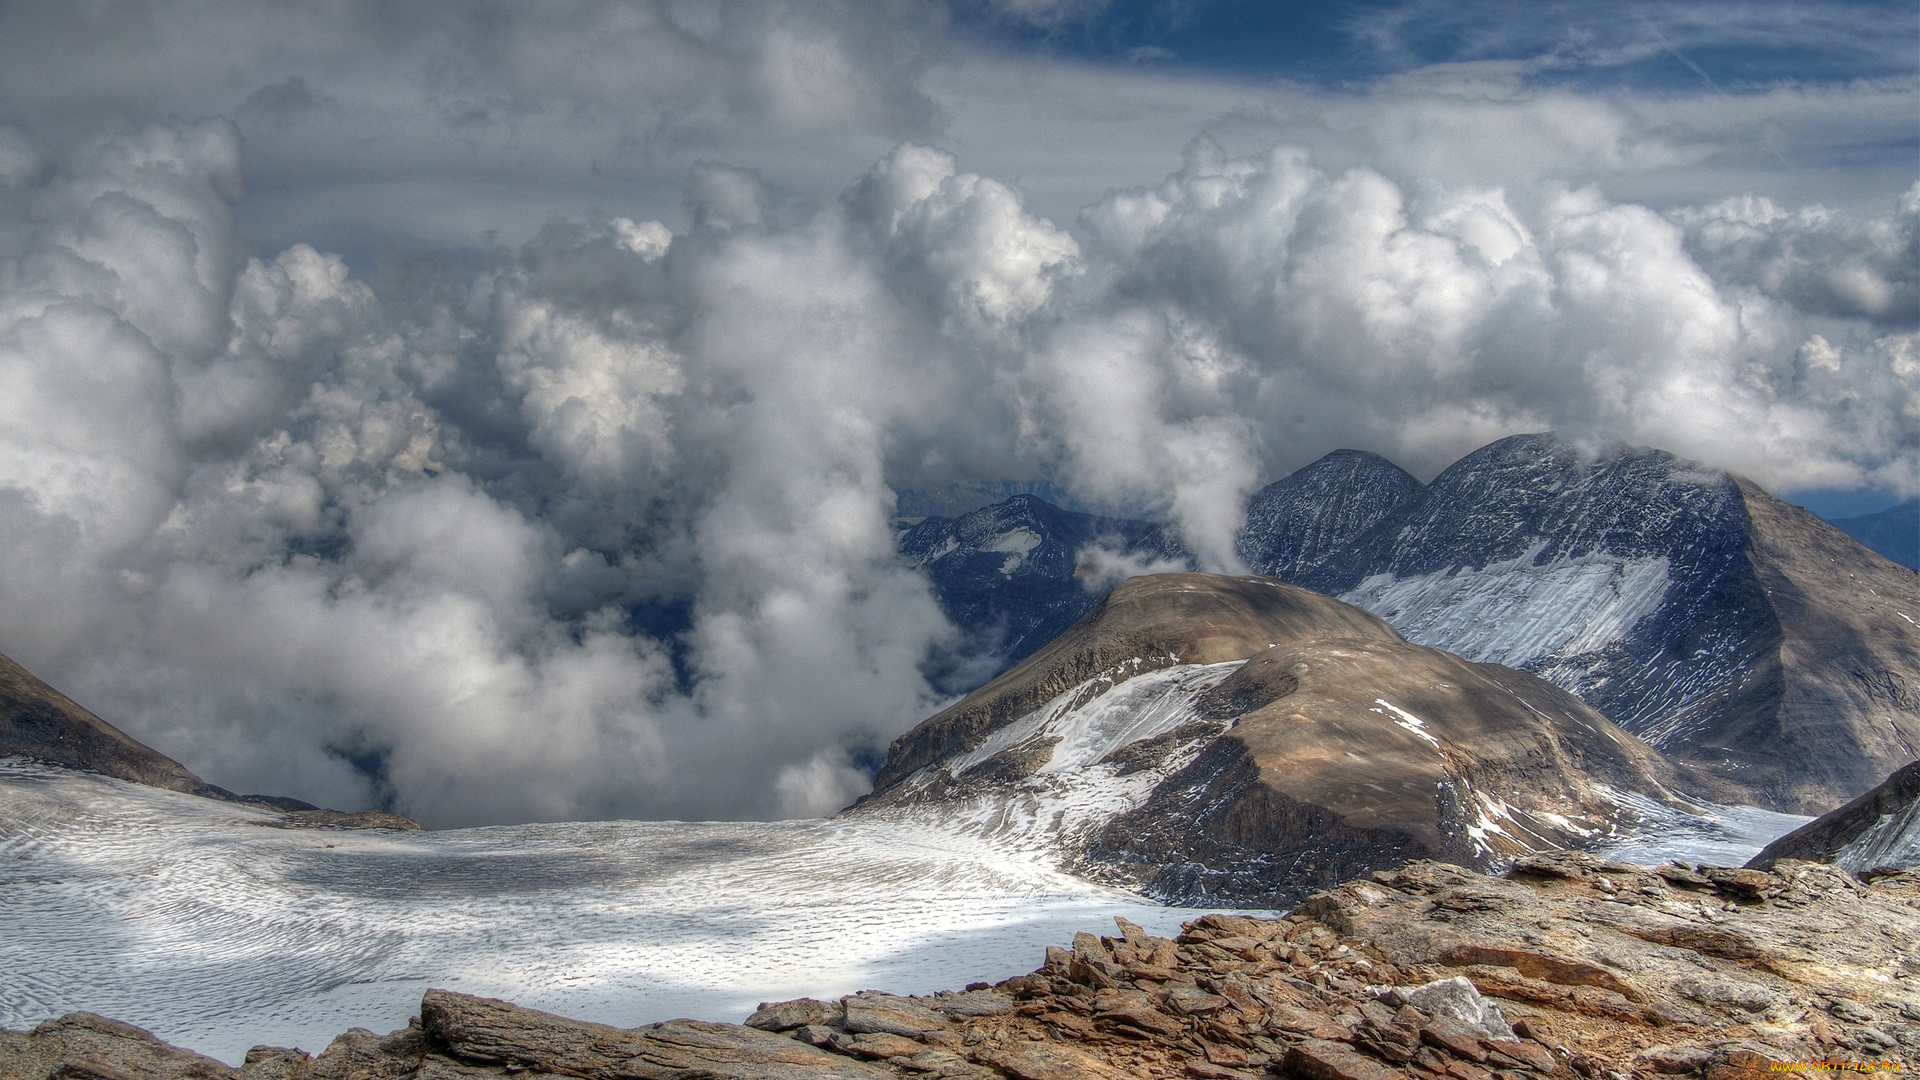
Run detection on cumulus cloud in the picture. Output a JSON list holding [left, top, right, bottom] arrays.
[[0, 3, 1912, 827]]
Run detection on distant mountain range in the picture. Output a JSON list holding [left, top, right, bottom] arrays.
[[899, 496, 1186, 694], [6, 429, 1915, 908], [1827, 499, 1919, 568]]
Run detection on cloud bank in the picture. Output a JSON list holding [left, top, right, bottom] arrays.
[[0, 2, 1912, 825]]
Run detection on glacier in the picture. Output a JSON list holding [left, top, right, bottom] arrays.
[[1, 728, 1810, 1068], [0, 759, 1217, 1066]]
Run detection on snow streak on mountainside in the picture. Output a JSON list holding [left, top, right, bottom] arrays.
[[1300, 434, 1765, 740], [900, 496, 1188, 692], [854, 660, 1242, 860], [0, 759, 1209, 1067], [1340, 548, 1673, 671]]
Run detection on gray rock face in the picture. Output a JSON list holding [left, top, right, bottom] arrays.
[[1402, 977, 1513, 1041], [1236, 449, 1422, 580], [1270, 433, 1920, 813]]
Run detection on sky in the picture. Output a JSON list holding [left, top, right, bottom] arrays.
[[0, 0, 1914, 827]]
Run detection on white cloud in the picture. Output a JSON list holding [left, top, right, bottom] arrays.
[[0, 4, 1911, 827]]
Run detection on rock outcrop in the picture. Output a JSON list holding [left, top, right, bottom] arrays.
[[8, 854, 1916, 1079], [1748, 760, 1920, 872], [861, 573, 1718, 908], [0, 647, 208, 796], [1237, 449, 1423, 581]]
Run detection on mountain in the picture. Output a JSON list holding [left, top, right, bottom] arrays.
[[0, 647, 416, 827], [0, 647, 211, 795], [858, 573, 1708, 908], [1747, 759, 1920, 871], [1276, 433, 1920, 814], [1826, 499, 1919, 568], [899, 495, 1188, 691], [1237, 449, 1423, 578]]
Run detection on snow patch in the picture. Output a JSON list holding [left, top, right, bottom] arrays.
[[1371, 699, 1441, 751], [939, 661, 1239, 779], [1342, 547, 1672, 668], [983, 527, 1042, 574]]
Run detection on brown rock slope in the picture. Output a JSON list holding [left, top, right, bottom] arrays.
[[871, 574, 1398, 793], [1084, 631, 1713, 906], [0, 646, 207, 794], [866, 573, 1716, 907], [8, 854, 1917, 1079], [0, 647, 419, 830]]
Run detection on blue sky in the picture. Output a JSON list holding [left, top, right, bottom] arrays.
[[957, 0, 1918, 89]]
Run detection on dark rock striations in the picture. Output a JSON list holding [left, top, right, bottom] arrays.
[[1237, 450, 1423, 581], [8, 854, 1917, 1079], [1256, 433, 1920, 813]]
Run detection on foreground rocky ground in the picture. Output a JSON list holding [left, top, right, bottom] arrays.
[[7, 854, 1916, 1079]]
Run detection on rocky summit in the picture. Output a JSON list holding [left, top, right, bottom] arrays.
[[857, 573, 1717, 908], [7, 853, 1917, 1079], [921, 434, 1920, 815]]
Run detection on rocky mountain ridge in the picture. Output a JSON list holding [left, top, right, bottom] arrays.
[[1251, 434, 1920, 813], [0, 647, 417, 830], [859, 573, 1724, 908], [8, 852, 1917, 1079], [1748, 760, 1920, 873]]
